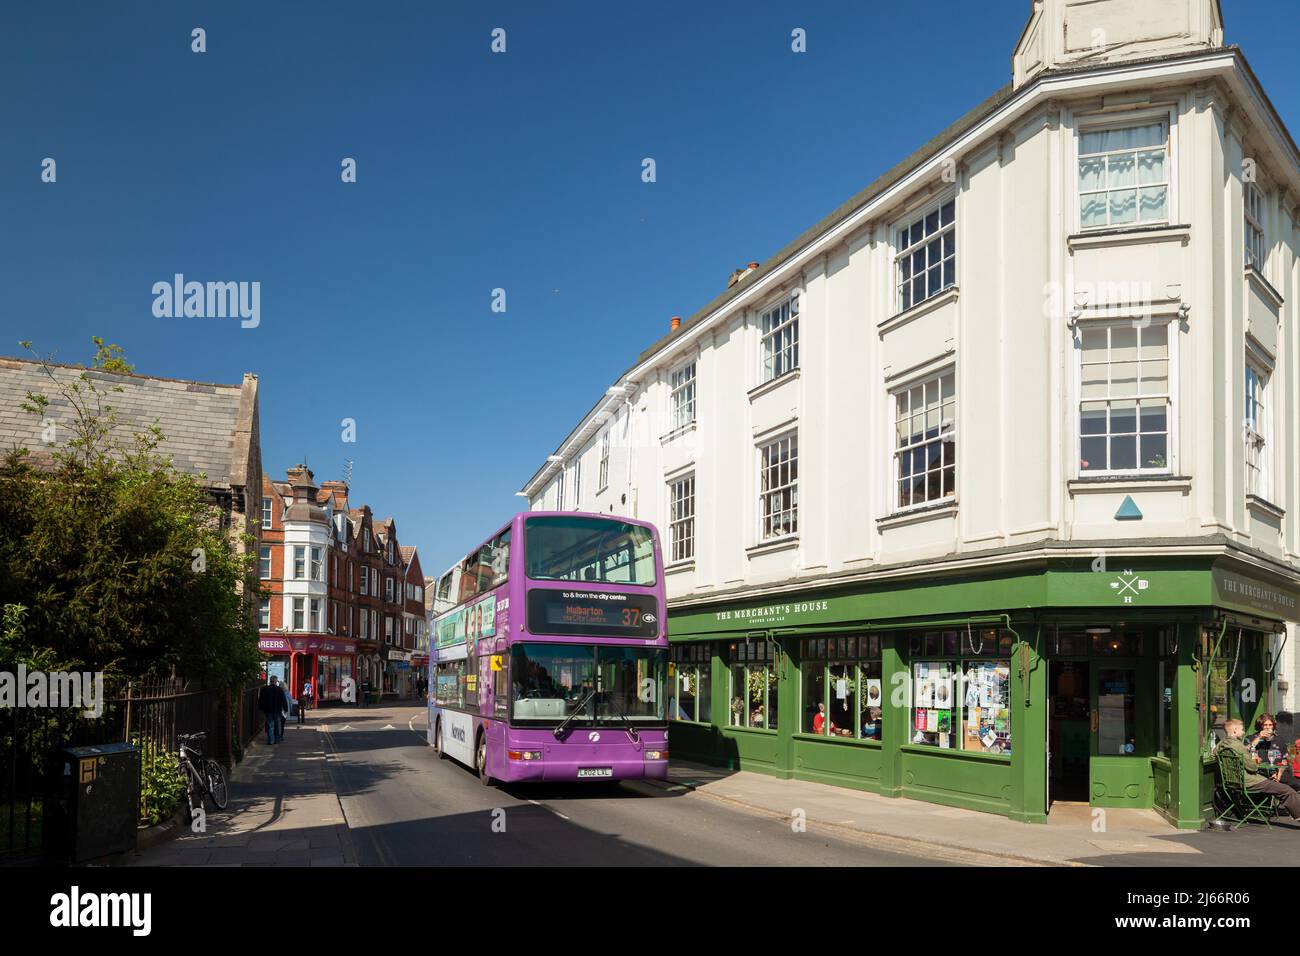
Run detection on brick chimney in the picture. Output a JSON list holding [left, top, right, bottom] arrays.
[[727, 261, 761, 289], [319, 479, 350, 508]]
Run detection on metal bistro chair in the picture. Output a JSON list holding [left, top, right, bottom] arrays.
[[1214, 744, 1283, 829]]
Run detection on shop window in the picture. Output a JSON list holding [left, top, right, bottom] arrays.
[[1158, 659, 1174, 758], [800, 636, 882, 739], [960, 627, 1013, 657], [1206, 629, 1251, 749], [961, 661, 1011, 753], [911, 661, 957, 747], [908, 630, 1011, 753], [668, 642, 712, 723], [1052, 631, 1087, 656], [1091, 631, 1143, 656], [729, 640, 776, 730], [858, 663, 884, 739], [826, 662, 855, 737]]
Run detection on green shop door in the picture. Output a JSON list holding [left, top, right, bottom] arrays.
[[1048, 660, 1090, 804], [1089, 661, 1156, 808]]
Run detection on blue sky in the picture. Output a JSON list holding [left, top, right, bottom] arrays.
[[1, 0, 1295, 575]]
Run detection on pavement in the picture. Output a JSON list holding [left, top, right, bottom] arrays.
[[122, 708, 359, 867], [123, 703, 1300, 866]]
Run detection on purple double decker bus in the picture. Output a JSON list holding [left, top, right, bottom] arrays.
[[427, 512, 669, 785]]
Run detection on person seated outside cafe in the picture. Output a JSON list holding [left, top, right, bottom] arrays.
[[1245, 713, 1300, 793], [1218, 717, 1300, 821]]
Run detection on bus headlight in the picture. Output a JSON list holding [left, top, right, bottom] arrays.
[[507, 750, 543, 761], [644, 750, 668, 760]]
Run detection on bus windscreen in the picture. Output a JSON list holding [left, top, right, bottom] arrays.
[[525, 516, 656, 586]]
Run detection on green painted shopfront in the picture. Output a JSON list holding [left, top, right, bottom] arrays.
[[664, 545, 1300, 828]]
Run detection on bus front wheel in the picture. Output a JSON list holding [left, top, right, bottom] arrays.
[[476, 731, 494, 787], [433, 718, 447, 759]]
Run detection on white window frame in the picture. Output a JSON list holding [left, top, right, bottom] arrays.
[[1245, 358, 1271, 501], [259, 545, 271, 580], [1245, 181, 1266, 271], [757, 432, 799, 542], [1073, 108, 1176, 232], [261, 496, 272, 527], [292, 597, 305, 631], [1075, 319, 1176, 477], [668, 473, 696, 563], [259, 598, 270, 630], [670, 360, 697, 431], [598, 431, 610, 491], [893, 194, 956, 314], [759, 293, 800, 385], [293, 545, 306, 580], [556, 470, 566, 511], [310, 546, 323, 582], [891, 368, 957, 511], [310, 599, 321, 633]]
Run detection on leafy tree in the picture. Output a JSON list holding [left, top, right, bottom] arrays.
[[91, 336, 134, 374], [0, 340, 260, 689]]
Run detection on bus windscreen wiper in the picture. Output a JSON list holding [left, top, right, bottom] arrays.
[[606, 697, 640, 744], [553, 688, 595, 740]]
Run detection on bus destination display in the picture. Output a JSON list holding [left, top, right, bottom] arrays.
[[527, 589, 659, 637]]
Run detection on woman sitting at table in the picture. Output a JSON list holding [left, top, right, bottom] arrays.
[[1246, 713, 1300, 792]]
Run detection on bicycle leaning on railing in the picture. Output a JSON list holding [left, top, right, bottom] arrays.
[[177, 732, 229, 821]]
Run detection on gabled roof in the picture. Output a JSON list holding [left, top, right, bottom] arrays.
[[0, 356, 259, 492]]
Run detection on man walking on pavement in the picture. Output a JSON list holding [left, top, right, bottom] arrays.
[[300, 677, 313, 724], [258, 676, 289, 744]]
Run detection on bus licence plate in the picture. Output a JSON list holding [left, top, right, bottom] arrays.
[[577, 768, 612, 778]]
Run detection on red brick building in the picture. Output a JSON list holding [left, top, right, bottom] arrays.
[[257, 464, 429, 702]]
